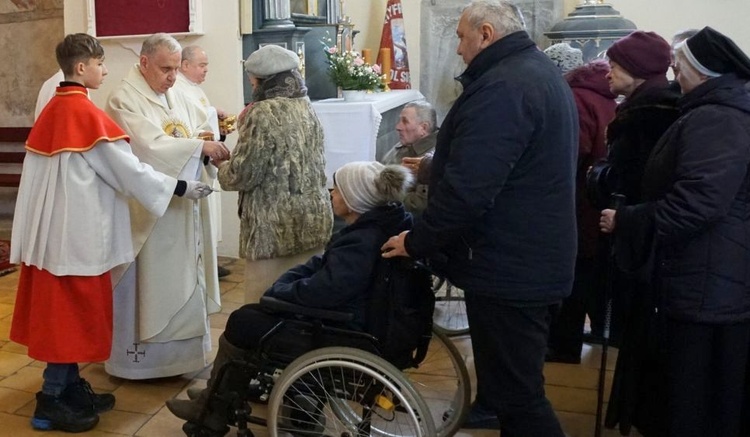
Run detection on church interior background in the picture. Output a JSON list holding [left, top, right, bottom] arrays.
[[1, 0, 749, 436]]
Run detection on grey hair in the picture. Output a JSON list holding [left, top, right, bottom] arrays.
[[141, 33, 181, 57], [462, 1, 526, 39], [404, 100, 438, 133], [181, 45, 204, 62], [672, 29, 699, 48]]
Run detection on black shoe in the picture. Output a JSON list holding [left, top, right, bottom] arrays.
[[218, 265, 231, 278], [545, 351, 582, 364], [183, 421, 229, 437], [582, 332, 604, 345], [31, 392, 99, 433], [63, 378, 116, 413], [462, 402, 500, 430]]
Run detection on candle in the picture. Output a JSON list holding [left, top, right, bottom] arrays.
[[362, 49, 373, 65], [380, 48, 391, 80]]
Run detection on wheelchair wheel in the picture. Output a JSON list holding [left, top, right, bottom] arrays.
[[403, 328, 470, 437], [432, 276, 470, 336], [268, 346, 436, 437]]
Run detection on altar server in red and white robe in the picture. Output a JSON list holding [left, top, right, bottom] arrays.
[[10, 33, 212, 433]]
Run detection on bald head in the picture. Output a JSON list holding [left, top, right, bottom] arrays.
[[180, 45, 209, 84]]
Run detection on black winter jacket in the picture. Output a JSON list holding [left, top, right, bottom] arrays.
[[405, 31, 578, 303], [264, 204, 412, 329], [591, 78, 681, 209], [618, 74, 750, 323]]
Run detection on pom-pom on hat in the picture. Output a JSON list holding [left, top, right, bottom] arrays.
[[679, 26, 750, 79], [334, 161, 413, 214], [607, 31, 671, 79], [544, 43, 584, 74], [243, 45, 300, 79]]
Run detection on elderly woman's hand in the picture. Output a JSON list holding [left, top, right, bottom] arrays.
[[600, 209, 617, 233], [202, 141, 230, 163]]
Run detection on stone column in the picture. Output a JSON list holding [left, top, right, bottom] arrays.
[[262, 0, 294, 29], [419, 0, 564, 123]]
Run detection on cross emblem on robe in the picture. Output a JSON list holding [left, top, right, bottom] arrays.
[[126, 343, 146, 363]]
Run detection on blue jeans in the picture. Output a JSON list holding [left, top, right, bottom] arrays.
[[42, 363, 80, 396]]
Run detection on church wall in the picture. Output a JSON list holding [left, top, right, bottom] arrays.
[[0, 0, 64, 127]]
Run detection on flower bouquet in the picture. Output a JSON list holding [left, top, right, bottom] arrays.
[[322, 43, 385, 94]]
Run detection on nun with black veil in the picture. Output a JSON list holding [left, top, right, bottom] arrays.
[[599, 26, 750, 437]]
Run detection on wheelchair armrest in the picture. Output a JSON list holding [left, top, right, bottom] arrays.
[[259, 296, 354, 323]]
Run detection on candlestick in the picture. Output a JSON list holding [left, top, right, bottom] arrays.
[[380, 48, 391, 82], [362, 49, 373, 65]]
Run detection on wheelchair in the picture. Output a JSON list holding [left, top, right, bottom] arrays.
[[431, 276, 469, 336], [181, 296, 470, 437]]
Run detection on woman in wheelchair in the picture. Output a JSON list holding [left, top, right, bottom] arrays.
[[166, 161, 414, 436]]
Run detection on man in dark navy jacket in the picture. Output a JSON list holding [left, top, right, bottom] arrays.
[[382, 1, 578, 435]]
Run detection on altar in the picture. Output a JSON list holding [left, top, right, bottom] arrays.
[[311, 89, 425, 186]]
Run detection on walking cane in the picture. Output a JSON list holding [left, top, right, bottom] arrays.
[[595, 193, 626, 437]]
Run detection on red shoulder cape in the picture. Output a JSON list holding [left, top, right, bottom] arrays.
[[26, 85, 129, 156]]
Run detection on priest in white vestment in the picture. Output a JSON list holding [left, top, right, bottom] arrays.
[[104, 33, 231, 379], [172, 45, 234, 272]]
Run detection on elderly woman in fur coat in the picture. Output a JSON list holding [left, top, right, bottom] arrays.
[[216, 45, 332, 303]]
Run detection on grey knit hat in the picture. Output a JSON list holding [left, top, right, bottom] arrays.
[[544, 43, 584, 74], [334, 161, 413, 214], [244, 44, 300, 78]]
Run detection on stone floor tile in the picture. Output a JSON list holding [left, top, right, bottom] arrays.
[[0, 339, 27, 354], [0, 350, 33, 377], [0, 386, 35, 414], [209, 311, 229, 330], [221, 288, 245, 304], [79, 362, 125, 392], [547, 384, 600, 415], [0, 316, 12, 342], [0, 302, 13, 318], [0, 365, 42, 393], [112, 382, 182, 415], [98, 409, 151, 436], [135, 405, 196, 437]]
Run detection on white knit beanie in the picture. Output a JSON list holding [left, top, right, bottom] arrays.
[[334, 161, 413, 214], [544, 43, 584, 74]]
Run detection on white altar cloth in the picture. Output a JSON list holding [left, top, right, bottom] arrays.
[[312, 89, 424, 186]]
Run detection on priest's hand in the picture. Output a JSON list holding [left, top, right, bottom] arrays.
[[183, 181, 214, 200]]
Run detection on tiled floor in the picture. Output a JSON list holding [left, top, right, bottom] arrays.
[[0, 258, 636, 437]]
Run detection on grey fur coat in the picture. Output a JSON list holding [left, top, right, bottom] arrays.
[[218, 97, 332, 260]]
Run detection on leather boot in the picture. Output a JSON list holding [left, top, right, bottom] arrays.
[[32, 392, 100, 433], [63, 378, 116, 413], [166, 334, 249, 428]]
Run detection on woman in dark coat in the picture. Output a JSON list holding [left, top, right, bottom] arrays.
[[546, 59, 617, 363], [587, 31, 681, 437], [167, 161, 414, 436], [601, 26, 750, 437]]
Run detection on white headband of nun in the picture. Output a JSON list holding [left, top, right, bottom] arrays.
[[675, 40, 722, 77]]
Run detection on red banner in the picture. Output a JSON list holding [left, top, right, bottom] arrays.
[[377, 0, 411, 89]]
